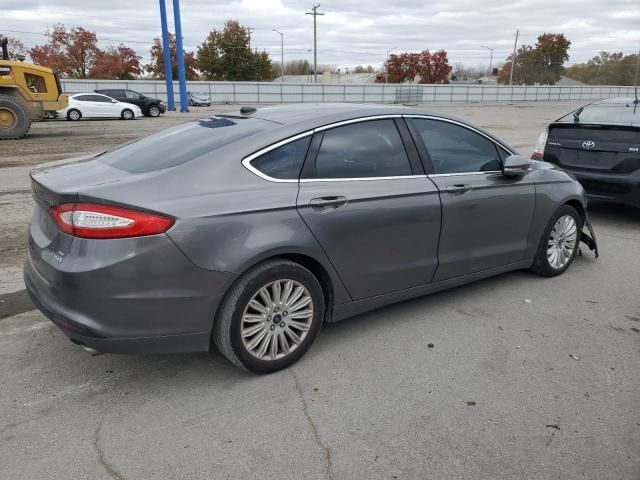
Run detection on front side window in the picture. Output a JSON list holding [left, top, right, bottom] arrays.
[[410, 118, 502, 174], [250, 136, 311, 180], [24, 73, 47, 93], [310, 119, 412, 179], [126, 91, 142, 100]]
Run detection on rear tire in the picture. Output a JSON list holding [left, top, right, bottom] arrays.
[[67, 109, 82, 121], [0, 96, 31, 139], [121, 108, 134, 120], [530, 205, 582, 277], [213, 259, 325, 374]]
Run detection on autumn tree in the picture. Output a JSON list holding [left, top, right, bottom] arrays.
[[91, 44, 142, 80], [565, 52, 639, 86], [146, 32, 198, 80], [6, 37, 28, 60], [197, 20, 273, 81], [497, 33, 570, 85], [29, 24, 101, 78], [379, 49, 451, 84]]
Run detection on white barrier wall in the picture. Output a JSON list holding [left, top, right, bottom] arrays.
[[60, 79, 636, 104]]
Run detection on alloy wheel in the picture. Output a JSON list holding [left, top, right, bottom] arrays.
[[547, 214, 577, 269], [241, 279, 314, 361]]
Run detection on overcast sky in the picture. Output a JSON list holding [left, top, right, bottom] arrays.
[[4, 0, 639, 69]]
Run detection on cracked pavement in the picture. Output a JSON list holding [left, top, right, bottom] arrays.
[[1, 102, 639, 479]]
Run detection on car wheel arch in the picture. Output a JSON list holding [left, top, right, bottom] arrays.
[[212, 250, 342, 334]]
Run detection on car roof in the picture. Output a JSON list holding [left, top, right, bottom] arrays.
[[226, 103, 453, 127], [72, 92, 110, 97]]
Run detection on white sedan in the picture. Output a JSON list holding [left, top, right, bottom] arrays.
[[59, 93, 143, 121]]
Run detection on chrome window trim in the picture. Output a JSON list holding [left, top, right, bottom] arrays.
[[313, 114, 402, 132], [242, 131, 314, 183], [402, 114, 517, 159], [300, 175, 427, 183], [428, 171, 502, 178], [242, 113, 514, 183]]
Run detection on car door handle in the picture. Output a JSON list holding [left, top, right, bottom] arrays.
[[310, 196, 348, 211], [446, 184, 473, 194]]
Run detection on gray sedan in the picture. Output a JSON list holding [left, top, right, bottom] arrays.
[[24, 104, 598, 373]]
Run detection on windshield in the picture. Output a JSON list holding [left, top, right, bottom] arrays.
[[560, 104, 640, 125], [97, 117, 274, 173]]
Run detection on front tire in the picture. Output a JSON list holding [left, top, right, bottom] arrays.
[[0, 96, 31, 139], [147, 105, 161, 117], [121, 108, 134, 120], [530, 205, 582, 277], [213, 259, 325, 374]]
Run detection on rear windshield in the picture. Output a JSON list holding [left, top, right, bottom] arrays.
[[560, 104, 640, 125], [97, 117, 273, 173]]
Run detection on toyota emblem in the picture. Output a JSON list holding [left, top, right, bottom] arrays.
[[582, 140, 595, 150]]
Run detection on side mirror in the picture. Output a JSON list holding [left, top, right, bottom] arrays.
[[111, 99, 118, 103], [503, 154, 530, 177]]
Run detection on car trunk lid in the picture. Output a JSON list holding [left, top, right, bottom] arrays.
[[544, 123, 640, 174]]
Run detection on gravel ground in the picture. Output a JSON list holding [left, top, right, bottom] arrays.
[[0, 102, 638, 480]]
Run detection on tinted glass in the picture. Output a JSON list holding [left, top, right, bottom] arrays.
[[312, 120, 412, 178], [74, 95, 94, 102], [251, 136, 311, 179], [560, 105, 640, 125], [411, 119, 501, 174], [92, 95, 112, 103], [97, 117, 274, 173], [126, 91, 142, 100]]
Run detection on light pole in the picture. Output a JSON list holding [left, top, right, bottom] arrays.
[[386, 47, 397, 84], [272, 29, 284, 83], [509, 30, 519, 85], [306, 4, 324, 83], [481, 45, 494, 78]]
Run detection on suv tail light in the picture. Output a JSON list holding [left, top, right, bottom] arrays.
[[50, 203, 174, 239], [532, 127, 549, 159]]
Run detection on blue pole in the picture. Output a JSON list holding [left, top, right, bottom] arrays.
[[172, 0, 189, 112], [159, 0, 175, 111]]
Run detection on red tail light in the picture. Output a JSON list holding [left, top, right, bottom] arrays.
[[50, 203, 174, 239]]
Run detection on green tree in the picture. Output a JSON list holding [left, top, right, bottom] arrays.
[[197, 20, 273, 81], [565, 52, 638, 85], [497, 33, 571, 85]]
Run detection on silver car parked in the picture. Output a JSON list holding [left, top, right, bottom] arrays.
[[25, 104, 598, 373]]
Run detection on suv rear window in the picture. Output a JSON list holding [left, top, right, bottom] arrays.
[[97, 117, 274, 173]]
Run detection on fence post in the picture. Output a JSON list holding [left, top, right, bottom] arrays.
[[233, 82, 236, 104]]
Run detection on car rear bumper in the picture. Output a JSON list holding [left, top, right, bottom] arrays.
[[567, 169, 640, 208], [24, 225, 231, 354]]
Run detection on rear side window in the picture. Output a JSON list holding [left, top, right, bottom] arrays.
[[409, 118, 501, 174], [310, 119, 412, 179], [97, 117, 274, 173], [74, 95, 94, 102], [250, 136, 311, 180]]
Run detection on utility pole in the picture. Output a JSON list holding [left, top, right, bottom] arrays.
[[385, 47, 397, 83], [481, 45, 494, 77], [272, 29, 284, 82], [247, 27, 255, 51], [306, 4, 324, 83], [509, 29, 519, 85]]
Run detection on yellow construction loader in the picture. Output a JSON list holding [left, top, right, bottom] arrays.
[[0, 35, 68, 139]]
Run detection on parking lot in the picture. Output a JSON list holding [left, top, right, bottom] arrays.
[[1, 102, 639, 479]]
